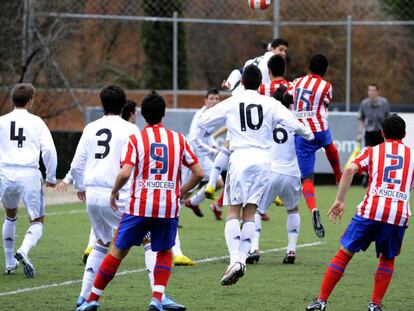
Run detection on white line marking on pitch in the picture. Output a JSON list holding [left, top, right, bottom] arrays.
[[45, 209, 85, 216], [0, 241, 324, 297]]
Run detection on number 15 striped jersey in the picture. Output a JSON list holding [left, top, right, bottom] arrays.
[[353, 139, 414, 226], [121, 124, 198, 218]]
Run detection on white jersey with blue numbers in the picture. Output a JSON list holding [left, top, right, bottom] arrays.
[[269, 124, 300, 178]]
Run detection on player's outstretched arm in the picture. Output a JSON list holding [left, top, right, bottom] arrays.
[[181, 163, 204, 196], [110, 164, 133, 211], [39, 122, 58, 186], [328, 163, 359, 223]]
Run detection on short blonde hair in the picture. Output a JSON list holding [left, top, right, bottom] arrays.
[[11, 83, 36, 107]]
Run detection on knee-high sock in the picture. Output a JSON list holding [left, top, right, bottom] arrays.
[[225, 218, 241, 265], [209, 148, 230, 188], [324, 143, 342, 183], [152, 250, 173, 303], [302, 179, 316, 213], [87, 253, 121, 302], [190, 185, 206, 206], [238, 221, 255, 264], [372, 256, 395, 306], [80, 244, 108, 298], [87, 228, 98, 249], [217, 191, 224, 208], [19, 222, 43, 255], [287, 212, 300, 253], [144, 243, 156, 291], [318, 249, 352, 301], [3, 216, 17, 267], [172, 231, 183, 257], [250, 212, 262, 252]]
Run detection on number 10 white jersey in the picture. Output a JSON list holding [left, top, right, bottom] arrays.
[[70, 115, 139, 196], [198, 89, 312, 152]]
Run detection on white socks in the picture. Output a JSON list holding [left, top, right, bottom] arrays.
[[80, 243, 108, 298], [225, 218, 241, 265], [251, 212, 262, 251], [209, 148, 230, 188], [87, 228, 98, 248], [19, 222, 43, 256], [189, 185, 206, 206], [3, 216, 17, 267], [238, 221, 255, 264], [172, 231, 183, 257], [144, 243, 156, 291], [287, 212, 300, 253]]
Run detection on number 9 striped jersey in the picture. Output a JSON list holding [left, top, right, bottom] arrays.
[[353, 139, 414, 226], [121, 124, 199, 218]]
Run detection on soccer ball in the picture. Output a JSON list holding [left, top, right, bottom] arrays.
[[248, 0, 272, 10]]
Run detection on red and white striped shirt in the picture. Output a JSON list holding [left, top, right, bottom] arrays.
[[292, 73, 333, 132], [353, 140, 414, 226], [121, 124, 198, 218], [258, 79, 291, 97]]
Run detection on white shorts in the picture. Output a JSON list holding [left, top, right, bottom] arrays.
[[224, 149, 271, 207], [258, 172, 301, 214], [86, 187, 124, 245], [0, 168, 44, 220], [199, 156, 214, 181]]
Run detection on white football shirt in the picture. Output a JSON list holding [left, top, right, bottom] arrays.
[[0, 109, 57, 183], [198, 89, 313, 152], [70, 115, 139, 199]]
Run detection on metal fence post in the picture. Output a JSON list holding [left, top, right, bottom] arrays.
[[273, 0, 280, 38], [346, 15, 352, 112], [173, 11, 178, 108]]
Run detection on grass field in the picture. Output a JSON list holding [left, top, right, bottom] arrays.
[[0, 186, 413, 311]]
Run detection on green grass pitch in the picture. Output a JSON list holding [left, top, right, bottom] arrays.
[[0, 186, 413, 310]]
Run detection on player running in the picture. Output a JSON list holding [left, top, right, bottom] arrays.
[[306, 114, 412, 311], [0, 83, 57, 277], [77, 91, 204, 311], [198, 65, 314, 286], [185, 88, 224, 217], [292, 54, 342, 238]]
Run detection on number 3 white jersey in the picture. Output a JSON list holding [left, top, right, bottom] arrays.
[[198, 89, 313, 152], [0, 109, 57, 183], [70, 115, 139, 196]]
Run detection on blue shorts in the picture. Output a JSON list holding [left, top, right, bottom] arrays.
[[295, 129, 333, 179], [114, 214, 178, 252], [340, 215, 406, 259]]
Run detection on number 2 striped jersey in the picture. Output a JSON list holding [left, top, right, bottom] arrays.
[[121, 124, 199, 218], [353, 139, 414, 226], [292, 73, 333, 133]]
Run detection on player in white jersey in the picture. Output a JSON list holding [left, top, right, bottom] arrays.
[[198, 65, 314, 286], [184, 88, 224, 218], [0, 83, 57, 277]]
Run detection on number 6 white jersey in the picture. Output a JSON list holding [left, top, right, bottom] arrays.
[[198, 89, 313, 152], [0, 109, 57, 183], [70, 115, 139, 195]]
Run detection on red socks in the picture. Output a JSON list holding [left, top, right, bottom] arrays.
[[87, 253, 121, 302], [372, 256, 395, 306], [318, 249, 353, 302], [324, 143, 342, 183], [152, 250, 173, 303], [302, 179, 316, 212], [217, 191, 224, 208]]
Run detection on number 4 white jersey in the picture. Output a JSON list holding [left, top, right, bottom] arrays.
[[0, 109, 57, 183], [198, 89, 313, 152], [70, 115, 139, 195]]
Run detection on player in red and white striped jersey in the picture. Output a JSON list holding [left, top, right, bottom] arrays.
[[292, 54, 342, 239], [258, 55, 291, 97], [306, 114, 412, 311], [79, 91, 204, 311]]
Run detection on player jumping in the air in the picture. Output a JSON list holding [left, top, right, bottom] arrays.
[[292, 54, 342, 238], [306, 114, 412, 311], [77, 91, 204, 311], [198, 65, 313, 286], [0, 83, 57, 277]]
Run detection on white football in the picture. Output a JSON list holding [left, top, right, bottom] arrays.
[[248, 0, 272, 10]]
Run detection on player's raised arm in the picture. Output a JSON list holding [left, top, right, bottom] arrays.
[[39, 121, 57, 186], [198, 97, 231, 130], [271, 98, 314, 141]]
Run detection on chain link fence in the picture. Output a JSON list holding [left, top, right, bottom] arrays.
[[1, 0, 414, 121]]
